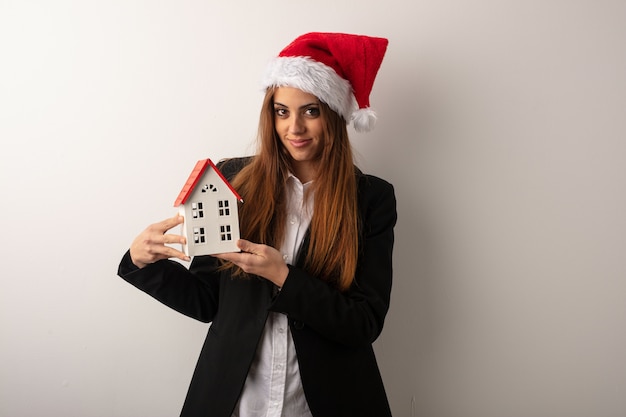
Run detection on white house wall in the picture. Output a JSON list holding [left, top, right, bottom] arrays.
[[181, 169, 240, 256]]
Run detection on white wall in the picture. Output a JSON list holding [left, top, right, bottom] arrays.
[[1, 1, 625, 416]]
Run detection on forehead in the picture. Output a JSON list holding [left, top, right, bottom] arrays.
[[273, 87, 319, 105]]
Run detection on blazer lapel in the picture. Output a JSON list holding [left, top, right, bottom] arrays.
[[294, 229, 311, 268]]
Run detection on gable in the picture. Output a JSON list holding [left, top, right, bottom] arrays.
[[174, 159, 243, 207]]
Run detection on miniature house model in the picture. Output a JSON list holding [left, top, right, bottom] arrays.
[[174, 159, 243, 256]]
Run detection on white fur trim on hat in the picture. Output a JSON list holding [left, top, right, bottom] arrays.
[[262, 56, 357, 123]]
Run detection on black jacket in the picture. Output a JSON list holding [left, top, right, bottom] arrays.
[[118, 157, 397, 417]]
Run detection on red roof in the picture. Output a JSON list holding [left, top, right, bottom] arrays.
[[173, 159, 243, 207]]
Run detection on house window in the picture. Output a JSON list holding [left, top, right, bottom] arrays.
[[220, 225, 232, 241], [201, 184, 218, 193], [192, 202, 204, 219], [218, 200, 230, 216], [193, 227, 206, 244]]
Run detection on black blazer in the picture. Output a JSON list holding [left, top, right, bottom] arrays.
[[118, 157, 397, 417]]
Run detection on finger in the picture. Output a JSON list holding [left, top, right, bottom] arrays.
[[213, 252, 244, 263], [162, 233, 187, 246], [150, 244, 190, 263], [157, 214, 185, 233], [217, 252, 261, 273], [165, 246, 191, 262]]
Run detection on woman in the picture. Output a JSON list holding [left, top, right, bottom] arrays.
[[118, 32, 396, 417]]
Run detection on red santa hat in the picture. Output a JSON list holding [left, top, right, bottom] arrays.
[[262, 32, 388, 132]]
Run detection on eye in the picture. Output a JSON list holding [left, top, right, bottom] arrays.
[[304, 107, 320, 117], [274, 107, 288, 118]]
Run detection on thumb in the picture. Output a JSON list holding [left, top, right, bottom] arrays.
[[236, 239, 255, 253]]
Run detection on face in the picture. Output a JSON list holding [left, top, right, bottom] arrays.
[[273, 87, 324, 183]]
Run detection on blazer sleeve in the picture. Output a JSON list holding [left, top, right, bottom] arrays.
[[269, 175, 397, 348], [117, 251, 222, 323]]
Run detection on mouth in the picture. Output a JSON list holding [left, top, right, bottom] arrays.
[[288, 138, 312, 148]]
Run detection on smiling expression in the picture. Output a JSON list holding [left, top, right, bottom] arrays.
[[273, 87, 324, 183]]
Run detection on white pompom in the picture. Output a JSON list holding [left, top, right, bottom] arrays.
[[351, 108, 378, 132]]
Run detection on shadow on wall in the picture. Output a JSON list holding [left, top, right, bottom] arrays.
[[370, 53, 459, 415]]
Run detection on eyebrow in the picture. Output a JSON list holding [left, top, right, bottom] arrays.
[[274, 101, 319, 110]]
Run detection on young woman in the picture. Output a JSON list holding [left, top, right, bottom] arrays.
[[118, 32, 396, 417]]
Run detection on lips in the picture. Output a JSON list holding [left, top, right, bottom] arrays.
[[288, 139, 312, 148]]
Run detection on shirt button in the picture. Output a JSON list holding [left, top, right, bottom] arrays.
[[282, 253, 288, 261], [290, 216, 296, 225], [278, 328, 285, 333]]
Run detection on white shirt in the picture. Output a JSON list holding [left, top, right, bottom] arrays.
[[232, 175, 314, 417]]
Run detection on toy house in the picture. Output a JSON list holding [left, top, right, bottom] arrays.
[[174, 159, 243, 256]]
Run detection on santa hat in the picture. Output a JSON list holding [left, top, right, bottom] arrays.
[[262, 32, 388, 132]]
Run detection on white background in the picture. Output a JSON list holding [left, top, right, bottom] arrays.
[[1, 1, 625, 416]]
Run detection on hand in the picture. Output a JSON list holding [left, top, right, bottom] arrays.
[[214, 239, 289, 287], [129, 214, 191, 269]]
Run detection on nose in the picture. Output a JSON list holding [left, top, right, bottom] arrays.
[[288, 114, 305, 135]]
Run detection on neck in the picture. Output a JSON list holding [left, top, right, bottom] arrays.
[[291, 161, 317, 183]]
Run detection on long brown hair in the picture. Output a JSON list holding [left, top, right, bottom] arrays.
[[229, 87, 359, 291]]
